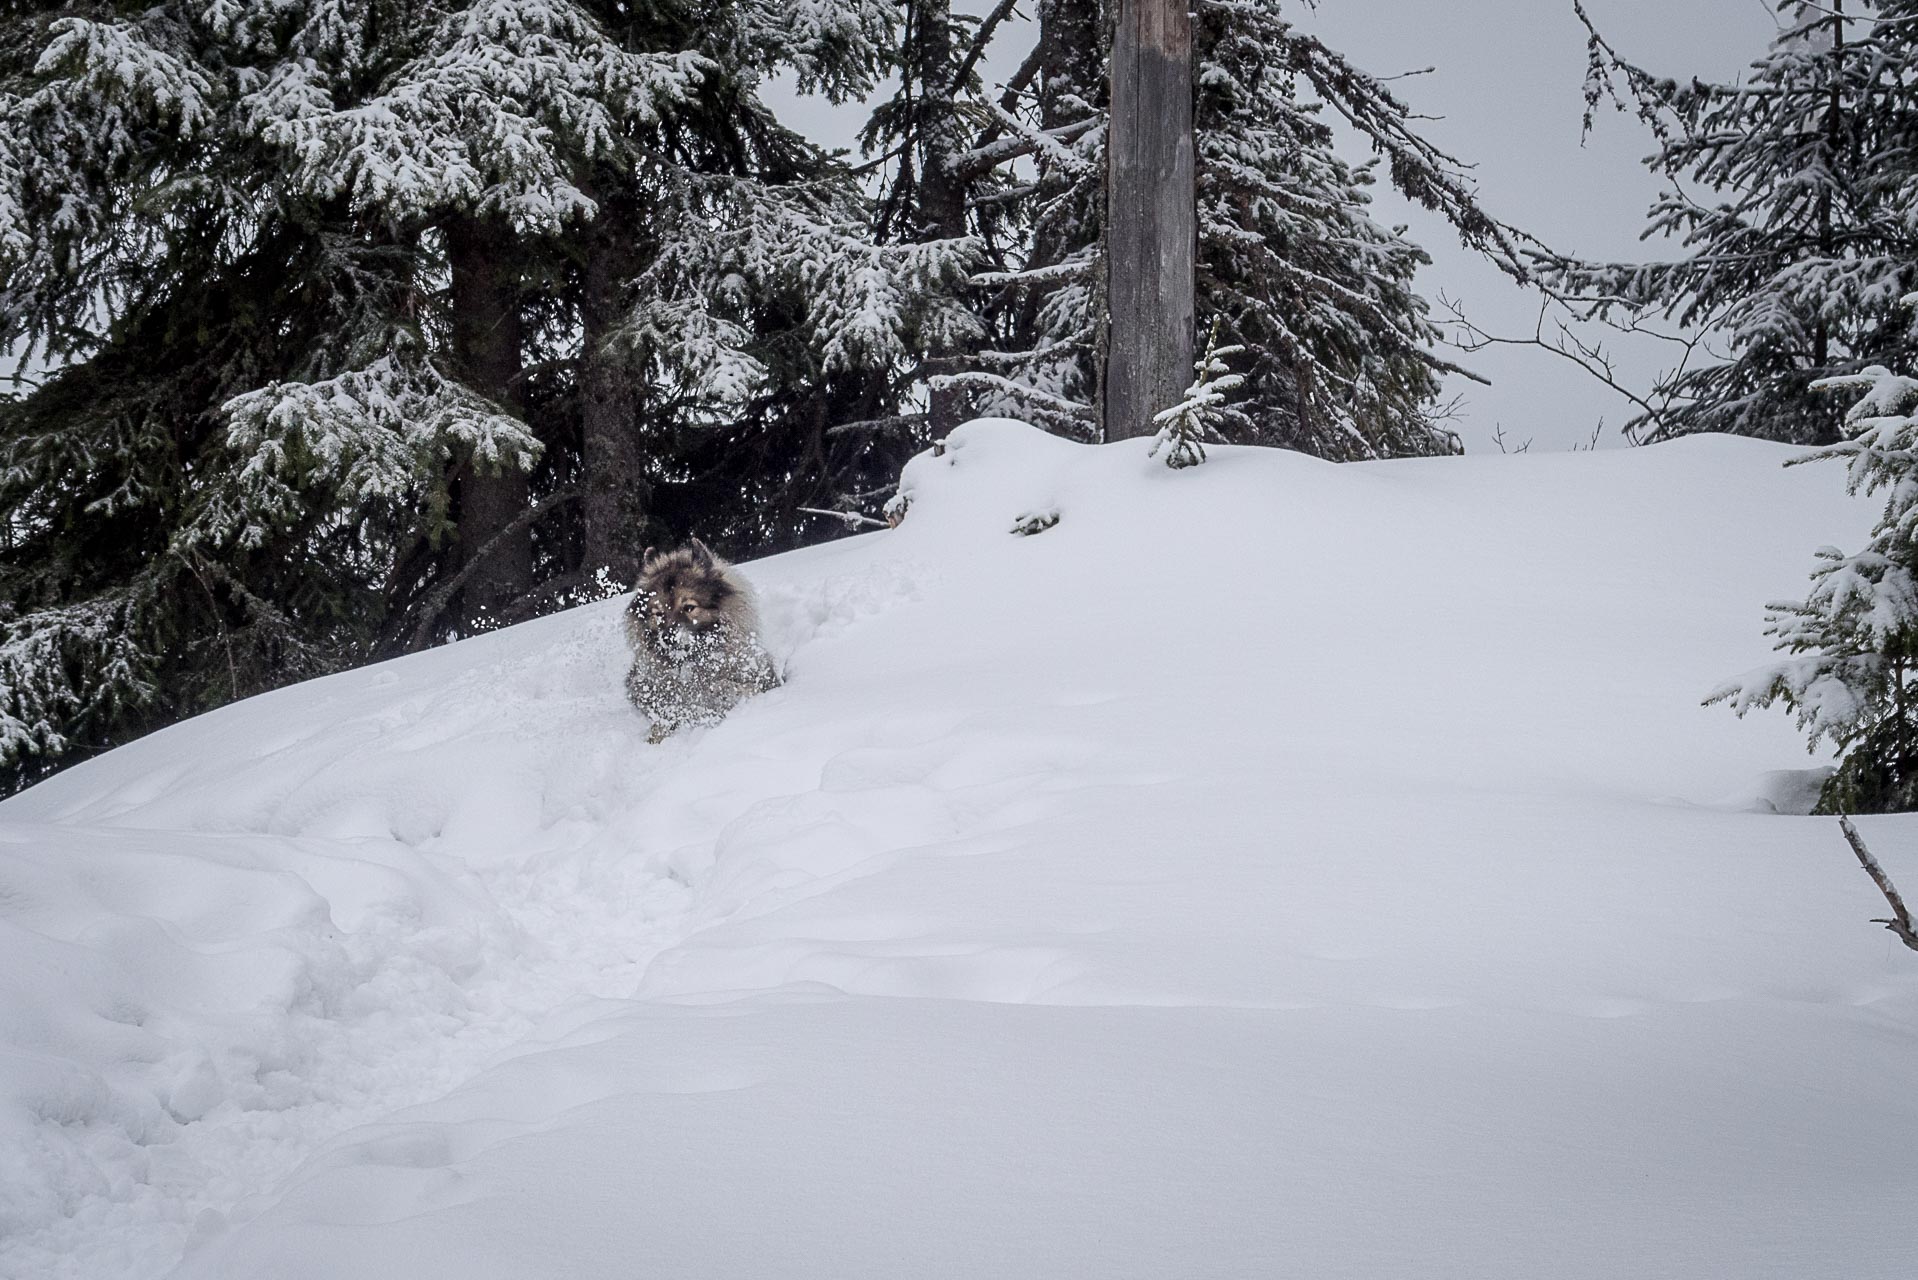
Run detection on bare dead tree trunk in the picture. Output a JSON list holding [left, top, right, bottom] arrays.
[[445, 214, 532, 629], [579, 198, 647, 586], [1838, 816, 1918, 953], [1104, 0, 1195, 441]]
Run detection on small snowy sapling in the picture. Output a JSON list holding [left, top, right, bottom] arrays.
[[1151, 323, 1244, 469]]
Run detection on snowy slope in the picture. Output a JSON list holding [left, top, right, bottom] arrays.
[[4, 421, 1916, 1279]]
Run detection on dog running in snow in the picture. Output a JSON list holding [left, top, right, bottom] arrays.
[[624, 540, 780, 743]]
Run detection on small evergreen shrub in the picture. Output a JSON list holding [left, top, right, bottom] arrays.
[[1711, 361, 1918, 813]]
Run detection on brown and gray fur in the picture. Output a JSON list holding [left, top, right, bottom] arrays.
[[624, 539, 780, 743]]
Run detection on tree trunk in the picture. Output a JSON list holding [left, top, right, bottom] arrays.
[[1104, 0, 1196, 441], [917, 0, 973, 439], [445, 214, 531, 628], [579, 199, 648, 586]]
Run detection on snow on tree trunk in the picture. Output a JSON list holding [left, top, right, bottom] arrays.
[[579, 196, 646, 589], [1105, 0, 1195, 441], [447, 215, 533, 628]]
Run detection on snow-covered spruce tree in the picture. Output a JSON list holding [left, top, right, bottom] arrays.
[[0, 0, 907, 790], [0, 0, 678, 794], [951, 0, 1522, 453], [947, 0, 1108, 438], [1710, 362, 1918, 813], [0, 5, 453, 790], [228, 0, 725, 627], [857, 0, 1004, 439], [1546, 1, 1918, 445], [1194, 0, 1468, 459], [191, 0, 909, 593], [534, 0, 914, 575]]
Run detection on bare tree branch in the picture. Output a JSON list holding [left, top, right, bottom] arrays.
[[952, 0, 1023, 96], [827, 411, 928, 437], [409, 490, 581, 648], [952, 114, 1099, 182], [1437, 293, 1714, 443], [1838, 816, 1918, 953]]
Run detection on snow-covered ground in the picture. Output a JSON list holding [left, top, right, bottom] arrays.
[[4, 420, 1916, 1279]]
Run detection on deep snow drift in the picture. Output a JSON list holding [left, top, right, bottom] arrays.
[[3, 421, 1916, 1279]]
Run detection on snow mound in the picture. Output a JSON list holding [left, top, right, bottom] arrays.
[[4, 420, 1917, 1280]]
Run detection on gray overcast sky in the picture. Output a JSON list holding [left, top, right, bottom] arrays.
[[1298, 0, 1785, 451], [775, 0, 1791, 453]]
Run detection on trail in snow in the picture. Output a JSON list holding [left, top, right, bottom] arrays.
[[0, 827, 680, 1279], [0, 561, 930, 1280]]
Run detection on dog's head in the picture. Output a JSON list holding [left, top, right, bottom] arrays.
[[638, 539, 738, 635]]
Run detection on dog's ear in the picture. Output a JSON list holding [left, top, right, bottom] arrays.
[[689, 537, 716, 567], [640, 545, 659, 572]]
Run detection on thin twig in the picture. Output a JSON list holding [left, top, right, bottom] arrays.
[[1489, 422, 1532, 454], [177, 552, 240, 700], [1438, 293, 1706, 442], [409, 490, 581, 648], [1838, 816, 1918, 953]]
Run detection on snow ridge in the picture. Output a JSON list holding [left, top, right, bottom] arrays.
[[5, 421, 1918, 1280]]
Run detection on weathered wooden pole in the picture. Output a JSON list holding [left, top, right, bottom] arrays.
[[1104, 0, 1196, 440]]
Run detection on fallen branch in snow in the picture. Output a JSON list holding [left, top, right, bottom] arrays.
[[798, 507, 889, 531], [1838, 816, 1918, 953]]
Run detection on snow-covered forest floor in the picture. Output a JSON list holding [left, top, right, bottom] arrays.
[[4, 421, 1917, 1279]]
